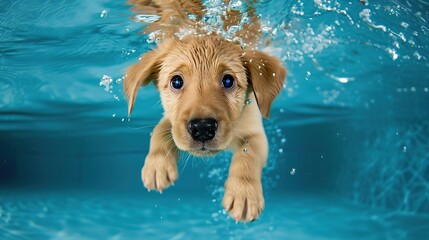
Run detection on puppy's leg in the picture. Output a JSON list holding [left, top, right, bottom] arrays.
[[222, 130, 268, 222], [142, 117, 179, 193]]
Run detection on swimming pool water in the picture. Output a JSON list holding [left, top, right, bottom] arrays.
[[1, 191, 428, 240], [1, 0, 429, 239]]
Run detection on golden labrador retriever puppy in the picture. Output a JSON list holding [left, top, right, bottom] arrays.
[[124, 0, 286, 222]]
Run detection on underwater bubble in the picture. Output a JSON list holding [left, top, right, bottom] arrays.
[[278, 148, 283, 153], [424, 88, 428, 92], [99, 75, 113, 92], [228, 0, 243, 11], [112, 114, 116, 118], [403, 146, 407, 152], [359, 9, 387, 32], [116, 78, 123, 84], [290, 168, 296, 175], [400, 22, 409, 29], [393, 41, 400, 49], [281, 138, 286, 143], [147, 32, 157, 44], [387, 48, 399, 60], [240, 13, 250, 25], [246, 99, 252, 105], [243, 148, 248, 153], [100, 10, 107, 18], [305, 71, 311, 80], [227, 25, 240, 35], [135, 14, 161, 23], [413, 51, 422, 60]]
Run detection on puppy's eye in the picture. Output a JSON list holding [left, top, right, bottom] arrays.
[[170, 75, 184, 90], [222, 74, 235, 89]]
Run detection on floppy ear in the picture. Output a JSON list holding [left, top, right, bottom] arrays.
[[242, 50, 286, 118], [124, 45, 168, 116]]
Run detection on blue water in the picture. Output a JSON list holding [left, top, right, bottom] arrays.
[[1, 0, 429, 239]]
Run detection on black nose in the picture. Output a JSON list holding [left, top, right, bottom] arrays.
[[187, 118, 218, 142]]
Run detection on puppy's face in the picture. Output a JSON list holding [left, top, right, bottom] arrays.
[[158, 37, 247, 155], [125, 36, 286, 156]]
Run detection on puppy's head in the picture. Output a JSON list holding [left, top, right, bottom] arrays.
[[125, 36, 286, 156]]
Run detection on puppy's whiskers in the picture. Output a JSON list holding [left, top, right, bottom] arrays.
[[127, 124, 157, 130], [152, 99, 163, 110], [180, 152, 192, 175]]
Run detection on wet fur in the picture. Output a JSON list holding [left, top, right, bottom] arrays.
[[124, 0, 286, 222]]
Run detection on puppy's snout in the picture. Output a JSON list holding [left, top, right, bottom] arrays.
[[187, 118, 218, 142]]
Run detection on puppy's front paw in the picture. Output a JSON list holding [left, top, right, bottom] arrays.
[[222, 176, 265, 223], [141, 153, 178, 193]]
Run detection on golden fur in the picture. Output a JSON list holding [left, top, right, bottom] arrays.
[[124, 0, 286, 222]]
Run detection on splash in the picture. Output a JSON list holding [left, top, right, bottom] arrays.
[[130, 0, 260, 49], [359, 9, 387, 32], [99, 75, 123, 105], [99, 75, 113, 92]]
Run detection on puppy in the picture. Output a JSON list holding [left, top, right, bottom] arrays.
[[125, 0, 286, 222]]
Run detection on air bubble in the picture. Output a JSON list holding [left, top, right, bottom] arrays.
[[99, 75, 113, 92], [400, 22, 409, 28], [100, 10, 107, 18], [413, 51, 422, 60], [290, 168, 296, 175], [134, 14, 160, 23], [228, 0, 243, 11], [387, 48, 398, 60], [246, 99, 252, 105]]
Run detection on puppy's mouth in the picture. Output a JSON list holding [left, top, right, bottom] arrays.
[[188, 144, 222, 156]]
